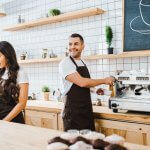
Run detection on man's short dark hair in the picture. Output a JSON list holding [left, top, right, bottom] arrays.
[[70, 33, 84, 44]]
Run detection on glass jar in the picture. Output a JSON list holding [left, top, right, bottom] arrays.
[[42, 48, 48, 59]]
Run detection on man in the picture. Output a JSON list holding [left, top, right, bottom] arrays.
[[59, 33, 114, 131]]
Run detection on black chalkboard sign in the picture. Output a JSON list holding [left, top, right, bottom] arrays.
[[123, 0, 150, 52]]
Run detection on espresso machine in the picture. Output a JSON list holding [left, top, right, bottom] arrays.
[[109, 70, 150, 113]]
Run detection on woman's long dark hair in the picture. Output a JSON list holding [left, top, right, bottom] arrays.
[[0, 41, 20, 102]]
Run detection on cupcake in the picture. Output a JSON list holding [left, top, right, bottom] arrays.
[[71, 136, 91, 145], [104, 134, 125, 145], [69, 141, 92, 150], [48, 136, 70, 146], [91, 139, 109, 150], [104, 144, 127, 150], [84, 131, 105, 141], [47, 142, 69, 150], [60, 133, 78, 143]]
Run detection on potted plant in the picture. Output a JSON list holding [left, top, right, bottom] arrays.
[[42, 85, 50, 101], [105, 25, 114, 54], [48, 9, 61, 16]]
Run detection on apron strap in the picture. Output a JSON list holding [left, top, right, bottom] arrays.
[[69, 56, 78, 68], [69, 56, 86, 68], [80, 59, 86, 66]]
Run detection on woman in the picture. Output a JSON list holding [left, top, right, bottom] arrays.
[[0, 41, 28, 123]]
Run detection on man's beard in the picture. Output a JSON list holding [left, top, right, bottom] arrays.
[[70, 50, 81, 58]]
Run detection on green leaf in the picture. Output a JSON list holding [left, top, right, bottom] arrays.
[[105, 26, 113, 48], [48, 9, 61, 16], [42, 86, 50, 92]]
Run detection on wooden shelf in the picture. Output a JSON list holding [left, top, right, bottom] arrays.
[[18, 51, 150, 64], [4, 8, 104, 31], [85, 50, 150, 60], [0, 12, 6, 17], [18, 57, 64, 64], [84, 54, 117, 60], [116, 50, 150, 58]]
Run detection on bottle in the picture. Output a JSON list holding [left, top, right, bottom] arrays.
[[42, 49, 48, 59], [32, 93, 36, 100], [109, 84, 115, 97], [18, 15, 21, 24], [50, 50, 55, 58], [25, 52, 28, 59]]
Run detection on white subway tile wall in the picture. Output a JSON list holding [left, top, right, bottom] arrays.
[[0, 0, 149, 101]]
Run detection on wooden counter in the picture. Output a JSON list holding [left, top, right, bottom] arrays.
[[0, 120, 150, 150], [25, 100, 150, 146], [26, 100, 150, 124]]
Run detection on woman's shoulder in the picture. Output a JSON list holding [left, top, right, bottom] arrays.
[[17, 67, 29, 84], [18, 67, 27, 76]]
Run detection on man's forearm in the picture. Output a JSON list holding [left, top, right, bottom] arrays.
[[66, 72, 113, 88], [81, 78, 105, 88]]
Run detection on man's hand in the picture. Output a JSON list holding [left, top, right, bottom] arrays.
[[103, 77, 114, 85]]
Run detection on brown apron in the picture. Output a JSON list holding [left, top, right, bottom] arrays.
[[62, 56, 95, 131], [0, 78, 24, 123]]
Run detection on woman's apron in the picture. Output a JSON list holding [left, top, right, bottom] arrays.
[[0, 78, 24, 123]]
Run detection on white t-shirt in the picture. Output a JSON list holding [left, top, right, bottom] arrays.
[[1, 67, 29, 84], [59, 56, 86, 96]]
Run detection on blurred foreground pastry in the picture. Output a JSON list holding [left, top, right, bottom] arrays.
[[48, 136, 70, 146], [47, 142, 69, 150], [60, 133, 79, 143], [71, 136, 91, 145], [69, 141, 92, 150], [105, 144, 127, 150], [91, 139, 109, 149], [84, 131, 105, 140], [104, 134, 125, 145]]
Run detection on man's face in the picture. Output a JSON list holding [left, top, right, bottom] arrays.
[[68, 37, 84, 58]]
